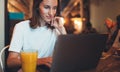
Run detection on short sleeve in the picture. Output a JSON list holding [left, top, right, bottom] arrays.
[[9, 23, 24, 53]]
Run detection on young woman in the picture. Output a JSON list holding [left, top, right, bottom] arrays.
[[7, 0, 66, 71]]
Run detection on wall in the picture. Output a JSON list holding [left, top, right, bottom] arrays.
[[0, 0, 5, 49], [0, 0, 4, 71], [90, 0, 120, 33]]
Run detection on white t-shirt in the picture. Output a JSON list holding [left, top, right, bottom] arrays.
[[9, 20, 60, 58]]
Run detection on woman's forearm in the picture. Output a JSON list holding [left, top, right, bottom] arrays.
[[7, 52, 22, 68], [58, 26, 67, 35], [7, 57, 21, 68]]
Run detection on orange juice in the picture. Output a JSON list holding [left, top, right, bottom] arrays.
[[20, 51, 38, 72]]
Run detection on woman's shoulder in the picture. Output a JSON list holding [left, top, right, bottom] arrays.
[[16, 20, 30, 26], [13, 20, 31, 32], [15, 20, 30, 28]]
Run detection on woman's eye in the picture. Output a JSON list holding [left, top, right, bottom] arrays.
[[53, 6, 57, 10], [44, 6, 49, 9]]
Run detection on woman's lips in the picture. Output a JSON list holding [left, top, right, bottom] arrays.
[[46, 16, 53, 19]]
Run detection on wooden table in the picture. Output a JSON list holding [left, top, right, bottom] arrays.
[[96, 55, 120, 72], [6, 55, 120, 72]]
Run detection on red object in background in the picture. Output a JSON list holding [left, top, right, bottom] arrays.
[[105, 18, 116, 29]]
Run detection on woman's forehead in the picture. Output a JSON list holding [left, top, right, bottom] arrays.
[[41, 0, 58, 5]]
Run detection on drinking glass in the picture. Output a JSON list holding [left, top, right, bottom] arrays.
[[20, 49, 38, 72]]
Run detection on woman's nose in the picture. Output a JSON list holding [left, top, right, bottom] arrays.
[[48, 9, 54, 16]]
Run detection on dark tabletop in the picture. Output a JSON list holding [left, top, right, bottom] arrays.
[[96, 55, 120, 72]]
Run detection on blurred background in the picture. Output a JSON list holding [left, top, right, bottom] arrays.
[[1, 0, 120, 56]]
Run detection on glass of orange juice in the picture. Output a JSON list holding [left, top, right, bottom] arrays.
[[20, 49, 38, 72]]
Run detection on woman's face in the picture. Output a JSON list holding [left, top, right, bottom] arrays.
[[39, 0, 58, 22]]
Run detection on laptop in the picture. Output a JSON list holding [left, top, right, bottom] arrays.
[[50, 33, 108, 72]]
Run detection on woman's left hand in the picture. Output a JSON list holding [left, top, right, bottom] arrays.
[[44, 57, 52, 68], [37, 57, 52, 68], [51, 17, 64, 28], [51, 17, 67, 34]]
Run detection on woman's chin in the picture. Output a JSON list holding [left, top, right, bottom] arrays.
[[45, 20, 51, 23]]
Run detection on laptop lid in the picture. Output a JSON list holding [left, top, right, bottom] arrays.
[[50, 33, 108, 72]]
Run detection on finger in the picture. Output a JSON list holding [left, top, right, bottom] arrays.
[[51, 18, 55, 26], [54, 17, 60, 24], [45, 62, 51, 68], [55, 17, 64, 26]]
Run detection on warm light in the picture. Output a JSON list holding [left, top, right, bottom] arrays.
[[74, 20, 83, 34], [71, 18, 84, 34], [74, 20, 82, 25]]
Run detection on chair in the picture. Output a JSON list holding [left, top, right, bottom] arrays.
[[0, 45, 9, 72]]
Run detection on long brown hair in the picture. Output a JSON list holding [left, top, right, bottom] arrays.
[[30, 0, 61, 29]]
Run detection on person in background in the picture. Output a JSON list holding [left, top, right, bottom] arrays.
[[7, 0, 66, 72], [104, 18, 116, 52], [82, 21, 97, 34], [106, 15, 120, 54]]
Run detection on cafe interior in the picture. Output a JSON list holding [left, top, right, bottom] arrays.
[[0, 0, 120, 72]]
